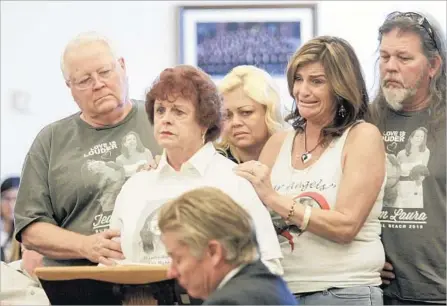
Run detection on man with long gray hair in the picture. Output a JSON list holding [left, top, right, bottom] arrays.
[[158, 187, 296, 305], [368, 11, 446, 305]]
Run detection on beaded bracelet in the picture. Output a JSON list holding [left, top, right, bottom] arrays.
[[285, 199, 297, 224]]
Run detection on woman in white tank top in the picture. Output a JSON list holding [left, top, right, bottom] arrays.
[[234, 36, 386, 305]]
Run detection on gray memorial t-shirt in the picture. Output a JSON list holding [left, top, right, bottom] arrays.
[[379, 108, 446, 303], [14, 100, 162, 266]]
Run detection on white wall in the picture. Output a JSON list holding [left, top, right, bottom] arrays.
[[1, 0, 446, 179]]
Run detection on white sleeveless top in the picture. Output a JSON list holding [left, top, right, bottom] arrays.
[[270, 125, 385, 293]]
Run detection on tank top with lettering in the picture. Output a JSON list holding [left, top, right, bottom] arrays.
[[270, 125, 385, 293]]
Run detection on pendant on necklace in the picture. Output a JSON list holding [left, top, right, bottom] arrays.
[[301, 152, 312, 164]]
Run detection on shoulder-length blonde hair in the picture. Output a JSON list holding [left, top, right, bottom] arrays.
[[215, 65, 284, 162]]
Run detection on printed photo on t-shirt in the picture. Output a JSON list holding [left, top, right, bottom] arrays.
[[80, 131, 156, 234], [130, 200, 170, 265], [81, 159, 126, 212], [115, 131, 155, 177], [384, 127, 430, 209]]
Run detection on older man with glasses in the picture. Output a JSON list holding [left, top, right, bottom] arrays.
[[368, 11, 446, 305], [13, 32, 161, 273]]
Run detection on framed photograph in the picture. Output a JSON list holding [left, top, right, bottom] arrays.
[[178, 4, 317, 79]]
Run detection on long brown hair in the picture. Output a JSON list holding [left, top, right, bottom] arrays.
[[285, 36, 369, 144]]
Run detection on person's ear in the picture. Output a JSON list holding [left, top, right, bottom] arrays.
[[207, 240, 224, 267], [428, 54, 442, 79], [118, 57, 126, 72]]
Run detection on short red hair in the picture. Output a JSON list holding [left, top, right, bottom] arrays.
[[145, 65, 222, 142]]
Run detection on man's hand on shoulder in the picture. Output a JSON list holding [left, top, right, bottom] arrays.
[[137, 155, 161, 172]]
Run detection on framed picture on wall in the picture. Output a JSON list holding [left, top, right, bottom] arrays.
[[178, 4, 317, 79]]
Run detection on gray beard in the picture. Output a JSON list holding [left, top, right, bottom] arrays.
[[382, 87, 407, 111], [382, 85, 418, 111], [381, 68, 426, 111]]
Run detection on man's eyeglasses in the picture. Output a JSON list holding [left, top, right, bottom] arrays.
[[67, 62, 117, 90], [385, 11, 439, 52]]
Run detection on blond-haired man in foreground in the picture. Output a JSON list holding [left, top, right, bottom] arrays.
[[158, 187, 296, 305]]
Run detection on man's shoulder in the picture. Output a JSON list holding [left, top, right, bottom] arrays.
[[27, 113, 80, 153], [132, 99, 145, 107], [206, 263, 295, 305], [132, 99, 149, 117], [37, 99, 144, 138], [37, 113, 80, 135]]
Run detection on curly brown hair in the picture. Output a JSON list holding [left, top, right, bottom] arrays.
[[145, 65, 222, 142]]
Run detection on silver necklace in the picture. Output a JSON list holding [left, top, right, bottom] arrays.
[[301, 129, 323, 164]]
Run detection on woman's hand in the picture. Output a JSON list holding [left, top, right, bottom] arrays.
[[137, 155, 161, 172], [233, 160, 275, 203]]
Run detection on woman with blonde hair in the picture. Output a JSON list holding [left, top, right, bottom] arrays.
[[216, 65, 286, 163], [235, 36, 386, 305]]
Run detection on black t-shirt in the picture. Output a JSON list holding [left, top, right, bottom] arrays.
[[379, 109, 446, 303]]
